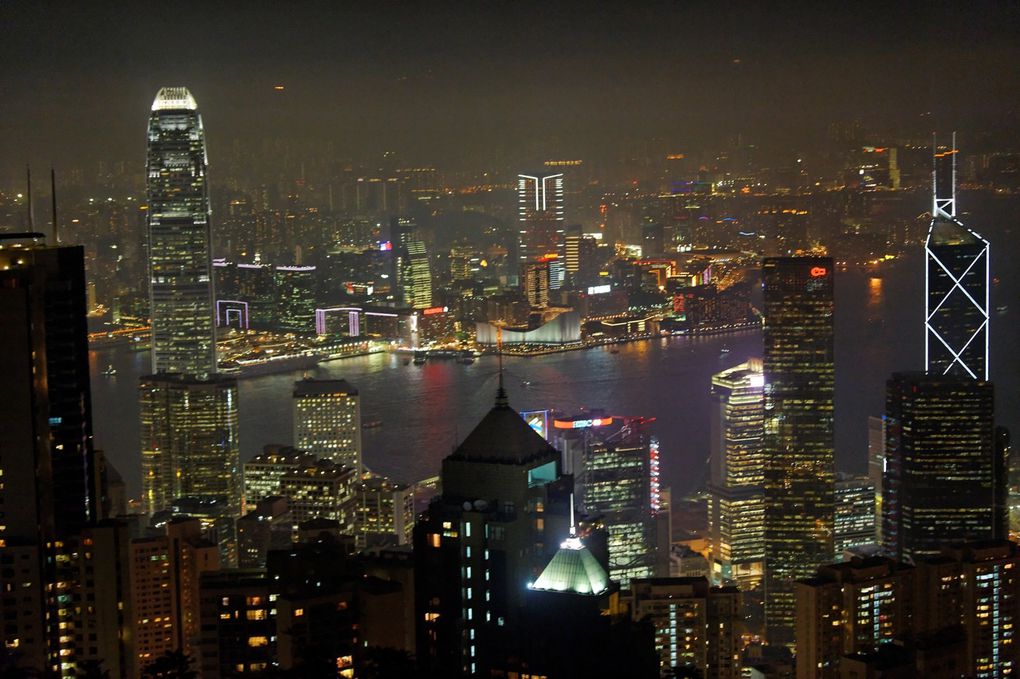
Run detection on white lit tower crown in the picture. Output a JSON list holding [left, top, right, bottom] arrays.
[[146, 86, 216, 376], [925, 133, 990, 380], [517, 172, 565, 262]]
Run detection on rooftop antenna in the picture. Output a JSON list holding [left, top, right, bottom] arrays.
[[932, 131, 958, 218], [51, 167, 58, 244], [26, 164, 34, 231], [495, 324, 508, 406], [569, 491, 576, 537]]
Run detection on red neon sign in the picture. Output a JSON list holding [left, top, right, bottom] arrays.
[[422, 307, 445, 316], [810, 266, 828, 278]]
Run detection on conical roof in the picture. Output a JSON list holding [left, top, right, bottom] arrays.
[[449, 397, 557, 465], [530, 536, 610, 596]]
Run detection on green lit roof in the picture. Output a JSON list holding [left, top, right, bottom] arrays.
[[530, 537, 610, 595]]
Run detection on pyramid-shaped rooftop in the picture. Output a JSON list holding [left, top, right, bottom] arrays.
[[530, 536, 610, 596]]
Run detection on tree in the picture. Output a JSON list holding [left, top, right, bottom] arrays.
[[77, 660, 111, 679], [141, 650, 197, 679]]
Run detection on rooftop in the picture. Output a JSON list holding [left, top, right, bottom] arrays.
[[152, 86, 198, 112], [530, 536, 610, 596]]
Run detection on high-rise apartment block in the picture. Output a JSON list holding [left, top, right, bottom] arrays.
[[631, 577, 742, 678], [146, 86, 216, 376], [708, 360, 765, 588], [518, 172, 565, 262], [293, 378, 362, 472], [882, 373, 1004, 563], [279, 459, 359, 530], [796, 541, 1020, 678], [762, 256, 835, 647]]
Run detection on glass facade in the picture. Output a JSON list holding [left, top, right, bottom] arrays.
[[762, 256, 835, 647], [146, 87, 216, 376], [708, 361, 765, 588], [292, 378, 362, 472], [882, 373, 998, 563], [139, 373, 241, 516]]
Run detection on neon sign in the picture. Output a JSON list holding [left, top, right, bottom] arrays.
[[553, 417, 613, 430], [810, 266, 828, 277]]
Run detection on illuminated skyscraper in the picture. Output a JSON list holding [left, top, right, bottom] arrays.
[[834, 475, 876, 557], [926, 135, 990, 380], [274, 264, 317, 334], [882, 373, 1003, 563], [762, 256, 835, 647], [140, 374, 241, 517], [401, 239, 433, 309], [141, 88, 241, 520], [293, 378, 362, 472], [522, 259, 550, 308], [146, 86, 216, 376], [707, 360, 765, 588], [518, 172, 565, 262]]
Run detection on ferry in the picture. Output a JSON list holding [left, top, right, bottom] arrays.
[[413, 350, 427, 366], [101, 364, 117, 376]]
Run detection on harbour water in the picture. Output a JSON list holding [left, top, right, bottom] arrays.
[[89, 196, 1020, 502]]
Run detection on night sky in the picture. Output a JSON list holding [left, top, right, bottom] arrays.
[[3, 1, 1020, 176]]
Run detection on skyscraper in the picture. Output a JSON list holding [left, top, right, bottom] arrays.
[[146, 86, 216, 376], [761, 256, 835, 647], [517, 172, 565, 262], [521, 259, 550, 308], [140, 373, 242, 517], [293, 378, 362, 472], [401, 238, 433, 309], [926, 136, 990, 380], [882, 373, 1002, 563], [141, 87, 241, 520], [707, 360, 765, 588]]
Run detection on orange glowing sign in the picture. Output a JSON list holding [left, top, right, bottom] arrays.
[[553, 417, 613, 430], [422, 307, 445, 315], [810, 266, 828, 278]]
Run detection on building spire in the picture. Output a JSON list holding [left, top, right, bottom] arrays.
[[495, 324, 508, 407], [51, 167, 58, 244]]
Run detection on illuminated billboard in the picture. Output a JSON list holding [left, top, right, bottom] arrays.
[[553, 416, 613, 430], [587, 284, 611, 295], [521, 410, 550, 440]]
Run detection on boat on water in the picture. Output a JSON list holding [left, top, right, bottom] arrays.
[[102, 364, 117, 376], [720, 346, 731, 355], [362, 420, 383, 429], [413, 350, 427, 366], [609, 348, 620, 354], [457, 350, 476, 364]]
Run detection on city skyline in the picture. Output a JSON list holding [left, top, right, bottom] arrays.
[[2, 3, 1020, 676]]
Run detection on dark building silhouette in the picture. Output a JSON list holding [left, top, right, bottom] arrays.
[[882, 373, 1004, 563], [761, 256, 835, 647]]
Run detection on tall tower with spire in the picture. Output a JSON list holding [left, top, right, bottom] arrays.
[[140, 88, 241, 525], [925, 133, 990, 380], [146, 86, 216, 376]]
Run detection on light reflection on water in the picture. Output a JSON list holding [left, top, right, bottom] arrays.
[[89, 242, 1020, 505]]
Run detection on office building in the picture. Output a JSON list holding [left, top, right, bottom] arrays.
[[354, 476, 415, 548], [273, 264, 316, 334], [76, 520, 136, 679], [707, 360, 766, 588], [834, 475, 877, 557], [882, 373, 1002, 563], [564, 223, 582, 275], [279, 459, 359, 530], [762, 256, 835, 647], [242, 445, 317, 511], [140, 373, 242, 517], [293, 378, 362, 471], [868, 415, 885, 542], [631, 577, 742, 679], [521, 258, 550, 308], [167, 495, 239, 567], [414, 383, 573, 676], [146, 86, 216, 376], [518, 171, 565, 262], [926, 138, 990, 380], [400, 238, 433, 309]]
